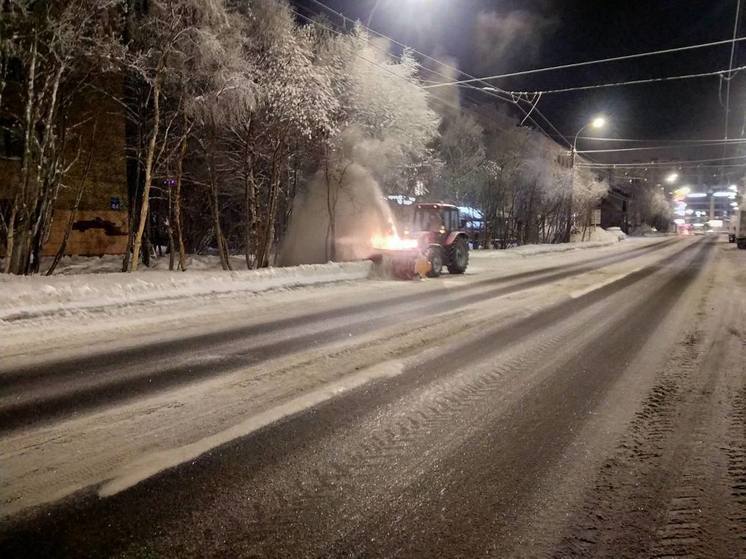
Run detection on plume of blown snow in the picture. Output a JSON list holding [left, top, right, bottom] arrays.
[[279, 162, 394, 266]]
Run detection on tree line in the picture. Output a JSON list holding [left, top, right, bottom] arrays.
[[0, 0, 633, 275]]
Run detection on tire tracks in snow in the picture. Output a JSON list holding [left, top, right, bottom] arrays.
[[555, 242, 746, 559], [0, 240, 705, 557], [0, 239, 681, 434], [0, 238, 675, 382]]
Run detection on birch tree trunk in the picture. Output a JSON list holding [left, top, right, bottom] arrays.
[[324, 155, 336, 262], [205, 134, 231, 271], [244, 159, 257, 270], [7, 37, 38, 274], [259, 140, 284, 268], [3, 198, 17, 274], [173, 132, 187, 271], [130, 78, 161, 272], [46, 122, 97, 276]]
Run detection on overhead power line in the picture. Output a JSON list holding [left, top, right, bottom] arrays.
[[576, 139, 746, 154], [422, 36, 746, 89], [574, 136, 746, 143], [578, 153, 746, 167], [577, 163, 746, 173], [504, 65, 746, 96]]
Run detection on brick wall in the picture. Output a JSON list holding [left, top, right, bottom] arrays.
[[44, 210, 129, 256], [0, 74, 130, 256]]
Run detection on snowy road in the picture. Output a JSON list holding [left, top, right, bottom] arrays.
[[2, 236, 746, 558]]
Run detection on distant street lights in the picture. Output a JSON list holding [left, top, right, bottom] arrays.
[[665, 172, 679, 184]]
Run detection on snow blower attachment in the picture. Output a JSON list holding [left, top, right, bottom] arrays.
[[370, 203, 470, 280]]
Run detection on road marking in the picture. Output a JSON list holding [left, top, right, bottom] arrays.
[[98, 359, 405, 497]]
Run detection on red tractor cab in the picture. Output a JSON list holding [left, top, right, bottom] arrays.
[[407, 203, 469, 277]]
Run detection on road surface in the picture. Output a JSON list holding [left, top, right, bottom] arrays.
[[1, 236, 745, 558]]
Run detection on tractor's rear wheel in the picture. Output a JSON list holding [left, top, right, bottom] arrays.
[[447, 237, 469, 274], [427, 246, 443, 277]]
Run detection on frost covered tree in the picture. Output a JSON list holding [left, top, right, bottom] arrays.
[[0, 0, 619, 276], [296, 25, 440, 261], [567, 165, 609, 240], [637, 183, 673, 232], [224, 0, 338, 268], [477, 110, 533, 247], [339, 29, 440, 193], [120, 0, 251, 271], [180, 7, 255, 271], [433, 112, 486, 204]]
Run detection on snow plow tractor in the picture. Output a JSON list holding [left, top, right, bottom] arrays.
[[371, 203, 470, 279]]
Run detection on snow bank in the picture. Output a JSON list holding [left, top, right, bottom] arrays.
[[570, 226, 621, 244], [22, 254, 251, 275], [629, 224, 662, 237], [0, 260, 373, 322], [470, 227, 635, 259], [471, 239, 620, 259]]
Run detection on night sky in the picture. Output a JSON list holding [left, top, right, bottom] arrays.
[[294, 0, 745, 176]]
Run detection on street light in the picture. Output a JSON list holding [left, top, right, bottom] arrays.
[[572, 115, 607, 162], [568, 115, 607, 237], [591, 116, 606, 129], [665, 172, 679, 184]]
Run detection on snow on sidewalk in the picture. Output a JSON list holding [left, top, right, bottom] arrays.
[[471, 240, 621, 259], [0, 233, 645, 322], [0, 260, 373, 322]]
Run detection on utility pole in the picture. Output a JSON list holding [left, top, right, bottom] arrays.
[[569, 116, 607, 240]]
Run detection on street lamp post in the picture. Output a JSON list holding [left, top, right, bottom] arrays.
[[571, 116, 605, 166], [568, 116, 606, 239]]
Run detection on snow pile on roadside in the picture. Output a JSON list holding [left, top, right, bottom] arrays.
[[10, 254, 252, 275], [0, 260, 373, 321], [471, 238, 621, 259], [629, 224, 662, 237], [570, 226, 621, 243], [506, 240, 618, 257]]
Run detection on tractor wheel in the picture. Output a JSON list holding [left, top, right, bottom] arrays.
[[427, 246, 443, 277], [447, 237, 469, 274]]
